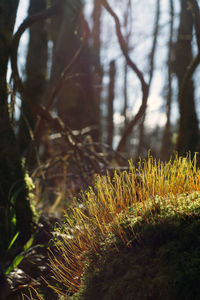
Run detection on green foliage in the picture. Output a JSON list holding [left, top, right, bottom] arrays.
[[5, 252, 24, 276], [2, 165, 36, 275], [5, 235, 34, 275], [24, 170, 38, 221], [7, 232, 19, 252]]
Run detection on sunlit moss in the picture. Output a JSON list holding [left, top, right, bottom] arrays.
[[49, 153, 200, 298]]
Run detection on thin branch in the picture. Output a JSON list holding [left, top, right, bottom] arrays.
[[43, 11, 90, 111], [14, 7, 88, 167], [44, 46, 83, 110], [148, 0, 160, 87], [100, 0, 148, 93], [100, 0, 149, 153], [35, 105, 110, 183], [25, 45, 84, 166]]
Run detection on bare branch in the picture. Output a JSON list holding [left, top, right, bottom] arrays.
[[148, 0, 160, 87], [100, 0, 149, 153], [44, 46, 83, 111], [100, 0, 148, 94], [25, 12, 91, 167], [35, 105, 110, 182]]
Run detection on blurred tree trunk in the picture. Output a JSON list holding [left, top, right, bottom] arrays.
[[0, 0, 33, 267], [18, 0, 48, 168], [49, 0, 100, 141], [161, 0, 174, 160], [91, 0, 103, 141], [175, 0, 199, 155], [137, 0, 160, 157], [123, 64, 128, 128], [122, 0, 132, 152], [107, 60, 116, 147]]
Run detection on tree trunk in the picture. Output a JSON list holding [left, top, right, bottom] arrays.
[[122, 0, 132, 151], [137, 0, 160, 158], [49, 0, 100, 141], [175, 0, 199, 155], [0, 0, 33, 268], [91, 0, 103, 141], [107, 60, 116, 147], [18, 0, 48, 169], [161, 0, 174, 160]]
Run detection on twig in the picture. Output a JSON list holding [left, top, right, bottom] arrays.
[[100, 0, 148, 91], [44, 47, 83, 111], [100, 0, 149, 153]]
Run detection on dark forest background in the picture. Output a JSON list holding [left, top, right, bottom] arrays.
[[1, 0, 200, 276]]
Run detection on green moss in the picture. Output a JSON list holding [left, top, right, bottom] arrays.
[[24, 170, 38, 221], [50, 155, 200, 299], [72, 193, 200, 300]]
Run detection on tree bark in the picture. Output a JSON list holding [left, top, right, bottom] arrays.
[[91, 0, 103, 141], [0, 0, 33, 267], [175, 0, 199, 155], [18, 0, 48, 168], [49, 0, 100, 141]]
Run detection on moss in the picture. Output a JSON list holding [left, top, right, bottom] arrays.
[[73, 194, 200, 300], [49, 155, 200, 299], [24, 170, 38, 222]]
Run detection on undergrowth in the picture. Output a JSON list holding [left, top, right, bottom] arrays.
[[35, 153, 200, 299]]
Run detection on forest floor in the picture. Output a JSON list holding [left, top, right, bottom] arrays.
[[1, 214, 63, 300]]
